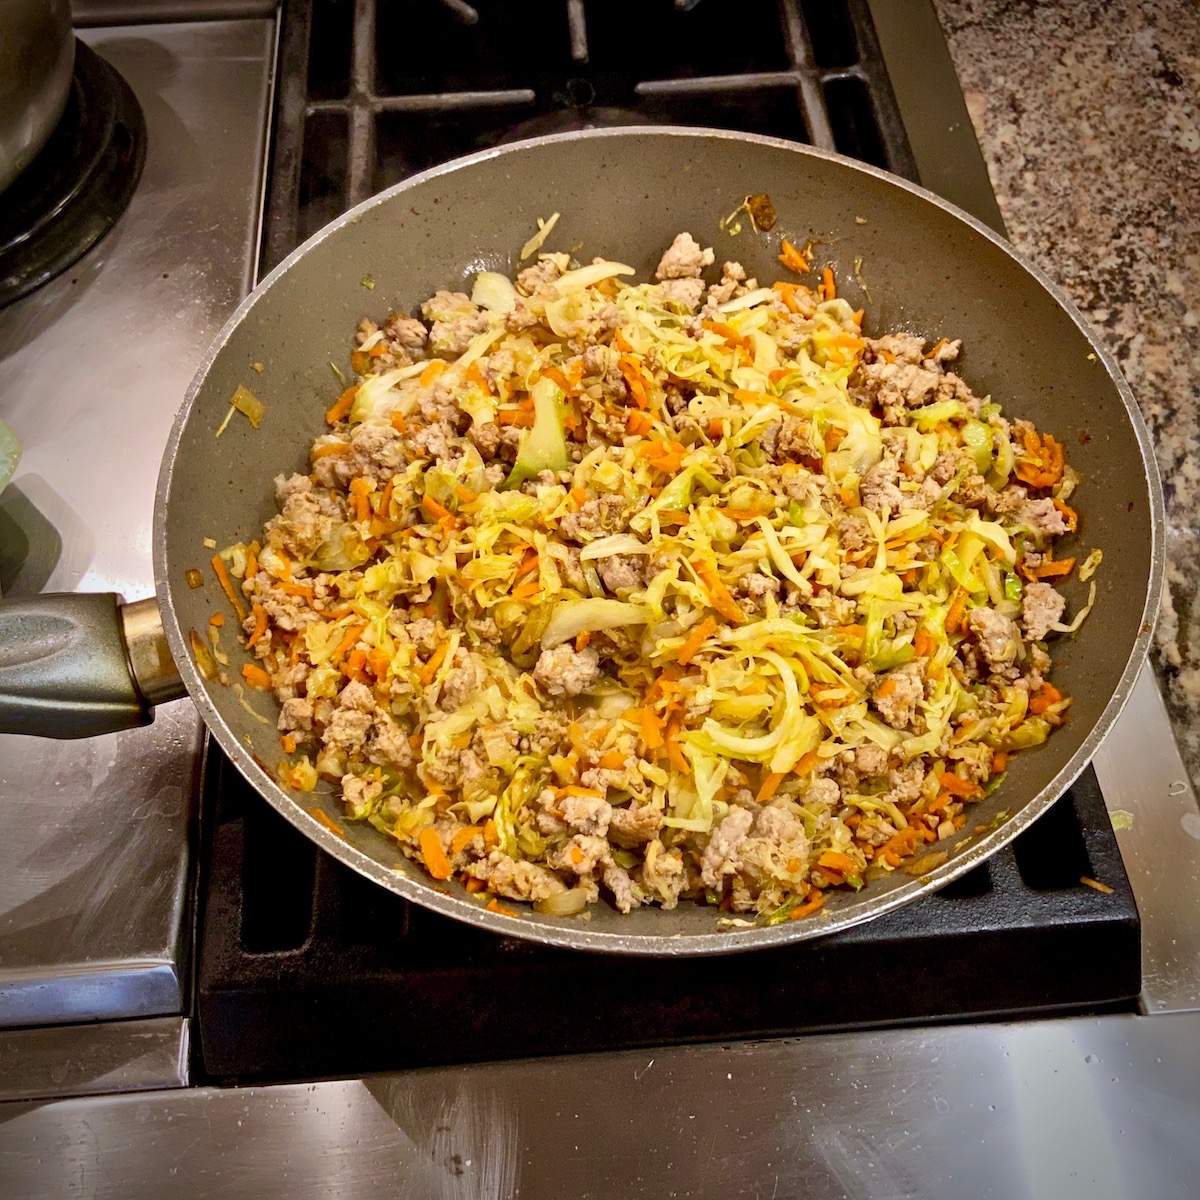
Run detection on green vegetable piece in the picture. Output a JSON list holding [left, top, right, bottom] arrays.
[[0, 418, 21, 494], [1003, 571, 1024, 603], [504, 377, 568, 490], [962, 418, 993, 475]]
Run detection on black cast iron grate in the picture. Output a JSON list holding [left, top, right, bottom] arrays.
[[195, 749, 1139, 1084], [261, 0, 916, 272]]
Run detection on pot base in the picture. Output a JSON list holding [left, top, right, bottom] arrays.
[[0, 41, 146, 309]]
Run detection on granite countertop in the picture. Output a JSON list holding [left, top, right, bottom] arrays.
[[933, 0, 1200, 783]]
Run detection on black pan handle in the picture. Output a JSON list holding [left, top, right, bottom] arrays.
[[0, 593, 185, 739]]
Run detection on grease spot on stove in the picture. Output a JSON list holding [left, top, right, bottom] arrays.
[[1180, 811, 1200, 840]]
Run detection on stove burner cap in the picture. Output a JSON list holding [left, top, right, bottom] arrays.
[[0, 40, 146, 308], [498, 106, 654, 145]]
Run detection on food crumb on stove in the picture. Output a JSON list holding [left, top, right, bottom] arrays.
[[203, 536, 217, 549]]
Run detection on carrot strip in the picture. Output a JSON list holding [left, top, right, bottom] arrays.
[[280, 734, 297, 754], [778, 239, 812, 274], [945, 587, 968, 634], [420, 359, 448, 387], [665, 716, 690, 774], [757, 771, 785, 803], [1029, 682, 1064, 715], [326, 625, 363, 665], [512, 578, 542, 600], [451, 825, 483, 854], [419, 826, 453, 880], [241, 662, 271, 689], [639, 707, 665, 751], [913, 627, 934, 658], [421, 493, 453, 523], [312, 442, 351, 459], [677, 616, 717, 666], [820, 267, 836, 300], [876, 677, 897, 699], [210, 554, 247, 621], [325, 385, 358, 424], [788, 889, 826, 920], [246, 603, 268, 648], [485, 898, 519, 916], [690, 556, 745, 624], [419, 641, 449, 686], [940, 771, 982, 798], [793, 749, 821, 777], [817, 850, 856, 875], [514, 552, 540, 579], [598, 750, 627, 771]]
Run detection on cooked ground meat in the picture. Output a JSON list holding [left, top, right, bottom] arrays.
[[245, 229, 1086, 924]]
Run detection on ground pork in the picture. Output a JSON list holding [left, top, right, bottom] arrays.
[[1017, 497, 1069, 542], [608, 802, 662, 847], [559, 493, 627, 540], [655, 231, 715, 280], [603, 862, 645, 913], [516, 258, 562, 296], [860, 455, 905, 517], [323, 680, 374, 753], [366, 711, 414, 770], [278, 696, 313, 734], [1022, 581, 1067, 642], [706, 260, 747, 305], [421, 289, 489, 356], [967, 606, 1022, 668], [550, 834, 611, 877], [533, 644, 600, 697], [560, 793, 613, 836], [641, 840, 687, 908], [468, 850, 566, 901], [438, 651, 484, 711], [871, 661, 924, 729], [597, 554, 643, 593], [341, 774, 382, 814], [658, 277, 707, 308], [699, 806, 755, 888]]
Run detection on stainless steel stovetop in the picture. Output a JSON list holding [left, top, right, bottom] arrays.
[[0, 2, 1198, 1195]]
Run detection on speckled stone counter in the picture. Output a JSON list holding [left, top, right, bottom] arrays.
[[933, 0, 1200, 781]]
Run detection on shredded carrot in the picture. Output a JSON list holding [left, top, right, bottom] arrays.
[[244, 542, 259, 582], [913, 627, 934, 659], [570, 487, 590, 507], [419, 359, 448, 387], [839, 485, 858, 508], [463, 361, 491, 393], [241, 662, 271, 689], [418, 641, 449, 686], [349, 476, 372, 523], [617, 355, 649, 408], [450, 825, 483, 854], [627, 410, 653, 435], [1080, 876, 1114, 895], [575, 630, 591, 651], [454, 485, 477, 505], [817, 850, 856, 875], [464, 876, 487, 894], [420, 493, 454, 524], [368, 648, 391, 679], [836, 623, 866, 640], [325, 385, 358, 424], [309, 807, 344, 836], [945, 587, 968, 634], [312, 441, 351, 459], [210, 554, 247, 621], [788, 889, 826, 920], [483, 819, 499, 848], [419, 827, 452, 880], [777, 239, 812, 274], [639, 707, 665, 751], [756, 771, 785, 802], [677, 616, 717, 666], [928, 792, 952, 815], [1015, 429, 1065, 488], [793, 749, 821, 777], [1024, 556, 1075, 580], [598, 750, 626, 771], [496, 407, 535, 427], [991, 750, 1008, 775], [209, 611, 225, 628], [940, 771, 982, 798], [876, 677, 897, 699], [512, 578, 542, 601], [701, 320, 752, 350], [485, 898, 519, 916], [280, 734, 297, 754], [1029, 682, 1064, 715], [664, 716, 690, 774], [246, 603, 268, 648], [690, 555, 746, 624], [819, 266, 836, 300], [279, 581, 314, 600], [514, 552, 540, 579]]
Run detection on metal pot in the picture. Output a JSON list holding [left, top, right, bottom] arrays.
[[0, 129, 1166, 955], [0, 0, 75, 193]]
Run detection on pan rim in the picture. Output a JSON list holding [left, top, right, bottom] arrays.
[[154, 126, 1165, 956]]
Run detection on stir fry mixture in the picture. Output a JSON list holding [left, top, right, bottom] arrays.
[[216, 231, 1096, 922]]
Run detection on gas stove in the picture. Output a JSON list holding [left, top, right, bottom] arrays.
[[1, 0, 1198, 1126]]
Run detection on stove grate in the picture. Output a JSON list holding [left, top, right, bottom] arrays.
[[262, 0, 915, 272]]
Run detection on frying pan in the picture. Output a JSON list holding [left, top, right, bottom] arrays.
[[0, 129, 1164, 955]]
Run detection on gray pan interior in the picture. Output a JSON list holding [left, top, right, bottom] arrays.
[[155, 129, 1164, 955]]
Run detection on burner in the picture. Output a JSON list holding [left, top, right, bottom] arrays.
[[498, 105, 654, 143], [0, 40, 146, 308]]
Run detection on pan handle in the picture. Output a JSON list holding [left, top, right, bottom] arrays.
[[0, 593, 185, 739]]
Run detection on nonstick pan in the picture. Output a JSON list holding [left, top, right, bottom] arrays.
[[0, 129, 1164, 954]]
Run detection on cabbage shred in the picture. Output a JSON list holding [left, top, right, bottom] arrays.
[[222, 237, 1089, 921]]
